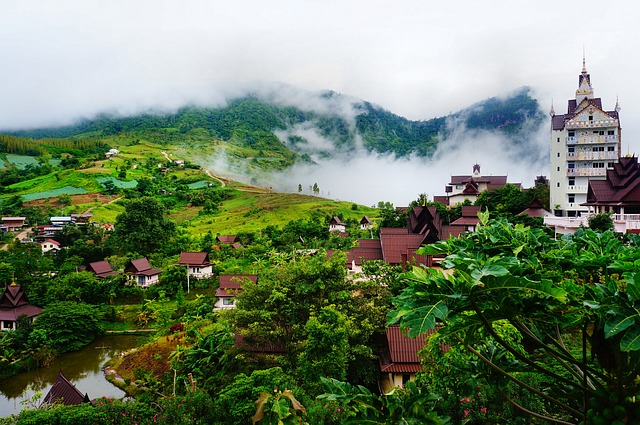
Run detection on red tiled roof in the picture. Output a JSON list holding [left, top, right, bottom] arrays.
[[178, 252, 210, 266], [42, 371, 89, 406], [42, 239, 60, 246], [0, 284, 42, 320], [450, 216, 480, 226]]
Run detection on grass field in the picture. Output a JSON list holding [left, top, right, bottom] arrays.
[[96, 176, 139, 189]]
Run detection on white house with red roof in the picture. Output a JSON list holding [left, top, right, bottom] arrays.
[[40, 239, 61, 254], [214, 274, 257, 310], [178, 252, 213, 279], [124, 258, 162, 287]]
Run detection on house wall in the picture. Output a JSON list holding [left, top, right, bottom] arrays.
[[187, 265, 213, 279], [213, 297, 236, 310]]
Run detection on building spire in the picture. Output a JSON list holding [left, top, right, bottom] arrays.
[[576, 52, 593, 103], [615, 95, 621, 113], [549, 99, 555, 117]]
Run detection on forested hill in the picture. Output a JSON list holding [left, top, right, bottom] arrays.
[[8, 86, 543, 159]]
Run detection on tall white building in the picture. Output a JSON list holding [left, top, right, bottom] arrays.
[[549, 58, 621, 217]]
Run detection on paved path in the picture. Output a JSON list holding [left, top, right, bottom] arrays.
[[0, 229, 31, 251]]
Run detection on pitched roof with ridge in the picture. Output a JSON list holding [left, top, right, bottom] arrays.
[[87, 260, 117, 278], [584, 156, 640, 207], [42, 371, 89, 406], [379, 325, 443, 374], [0, 283, 42, 321], [178, 252, 210, 266], [215, 274, 258, 297], [124, 258, 162, 276]]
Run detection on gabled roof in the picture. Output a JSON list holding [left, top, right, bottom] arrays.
[[124, 258, 162, 276], [519, 196, 552, 217], [41, 239, 61, 246], [87, 260, 117, 278], [215, 274, 257, 297], [178, 252, 210, 266], [329, 216, 345, 226], [0, 284, 42, 321], [360, 216, 372, 225], [1, 217, 26, 221], [552, 97, 619, 130], [216, 235, 236, 244], [584, 156, 640, 206], [42, 371, 89, 406]]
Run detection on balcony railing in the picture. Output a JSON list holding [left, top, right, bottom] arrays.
[[566, 168, 607, 177], [565, 119, 618, 129], [566, 152, 618, 160], [566, 135, 618, 145]]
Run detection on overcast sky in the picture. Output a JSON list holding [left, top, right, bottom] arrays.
[[1, 0, 638, 204]]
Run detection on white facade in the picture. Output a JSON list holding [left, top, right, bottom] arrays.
[[187, 265, 213, 279], [550, 59, 621, 217]]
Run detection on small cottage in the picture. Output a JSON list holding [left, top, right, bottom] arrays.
[[360, 216, 373, 231], [178, 252, 213, 279], [329, 216, 346, 232], [0, 283, 42, 331], [214, 274, 257, 310], [124, 258, 162, 287]]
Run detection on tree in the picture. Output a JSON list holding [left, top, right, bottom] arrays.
[[34, 301, 104, 353], [113, 196, 176, 255], [388, 217, 640, 424], [588, 212, 614, 233], [57, 193, 71, 207]]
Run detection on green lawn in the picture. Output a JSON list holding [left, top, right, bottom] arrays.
[[5, 154, 39, 169]]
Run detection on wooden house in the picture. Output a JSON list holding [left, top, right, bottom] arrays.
[[1, 217, 26, 232]]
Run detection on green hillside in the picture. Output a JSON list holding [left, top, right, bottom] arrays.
[[6, 86, 544, 160]]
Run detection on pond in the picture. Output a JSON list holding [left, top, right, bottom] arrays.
[[0, 334, 145, 417]]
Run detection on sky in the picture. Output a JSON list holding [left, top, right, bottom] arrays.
[[1, 0, 639, 205]]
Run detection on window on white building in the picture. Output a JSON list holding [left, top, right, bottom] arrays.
[[593, 162, 605, 168], [568, 147, 575, 153], [568, 177, 575, 186], [223, 298, 234, 306], [568, 194, 575, 203], [608, 130, 615, 135], [608, 146, 615, 152]]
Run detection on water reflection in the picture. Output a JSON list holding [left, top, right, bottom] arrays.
[[0, 335, 144, 416]]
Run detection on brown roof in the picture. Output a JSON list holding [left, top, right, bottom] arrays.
[[460, 205, 481, 217], [330, 216, 345, 225], [379, 325, 440, 374], [379, 228, 429, 266], [0, 284, 42, 321], [450, 216, 480, 226], [1, 217, 26, 222], [42, 371, 89, 406], [216, 235, 236, 244], [124, 258, 162, 276], [360, 216, 372, 225], [87, 260, 117, 278], [178, 252, 210, 266], [215, 274, 257, 297], [552, 97, 618, 130], [346, 239, 383, 266], [584, 156, 640, 207]]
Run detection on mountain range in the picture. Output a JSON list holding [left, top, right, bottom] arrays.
[[7, 86, 545, 166]]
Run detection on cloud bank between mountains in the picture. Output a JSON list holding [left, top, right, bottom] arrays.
[[197, 85, 550, 207]]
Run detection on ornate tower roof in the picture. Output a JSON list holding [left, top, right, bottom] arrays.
[[576, 54, 594, 103]]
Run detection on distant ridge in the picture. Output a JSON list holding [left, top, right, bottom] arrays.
[[7, 86, 544, 160]]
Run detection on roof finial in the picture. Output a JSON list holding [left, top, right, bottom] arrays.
[[582, 47, 587, 73], [549, 99, 555, 116], [615, 95, 621, 113]]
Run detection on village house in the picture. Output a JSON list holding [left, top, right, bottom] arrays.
[[70, 213, 93, 225], [40, 239, 61, 254], [329, 216, 346, 233], [86, 260, 118, 278], [214, 274, 257, 310], [1, 217, 26, 232], [0, 282, 42, 331], [449, 205, 482, 233], [178, 252, 213, 279], [360, 216, 373, 231], [124, 258, 162, 287], [41, 371, 90, 407]]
